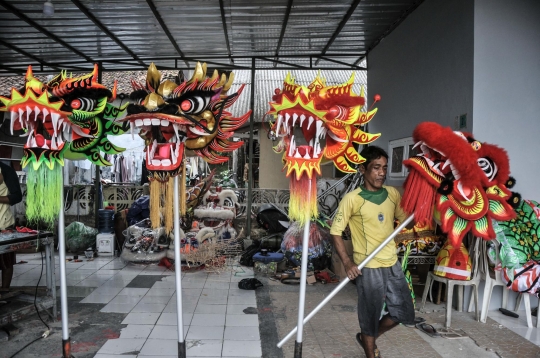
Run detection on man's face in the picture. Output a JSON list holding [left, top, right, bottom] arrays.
[[360, 156, 387, 191]]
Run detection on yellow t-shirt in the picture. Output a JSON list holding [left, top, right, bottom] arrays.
[[330, 186, 408, 268]]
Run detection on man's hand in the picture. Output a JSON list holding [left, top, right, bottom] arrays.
[[345, 262, 362, 280]]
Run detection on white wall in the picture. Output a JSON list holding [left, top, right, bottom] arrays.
[[473, 0, 540, 200], [367, 0, 474, 186]]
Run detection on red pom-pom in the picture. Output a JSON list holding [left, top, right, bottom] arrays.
[[373, 94, 381, 102]]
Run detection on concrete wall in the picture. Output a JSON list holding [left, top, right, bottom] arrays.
[[258, 130, 290, 189], [473, 0, 540, 200], [367, 0, 474, 187]]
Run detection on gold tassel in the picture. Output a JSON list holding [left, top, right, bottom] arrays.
[[164, 179, 174, 234], [181, 160, 187, 216], [149, 180, 161, 229]]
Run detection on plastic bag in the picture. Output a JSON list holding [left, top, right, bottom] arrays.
[[65, 221, 98, 253]]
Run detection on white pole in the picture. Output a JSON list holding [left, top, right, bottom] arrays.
[[173, 175, 186, 357], [278, 214, 415, 348], [294, 180, 311, 357], [57, 168, 71, 357]]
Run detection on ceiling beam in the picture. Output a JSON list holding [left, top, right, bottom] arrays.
[[273, 0, 294, 68], [218, 0, 234, 64], [315, 0, 362, 66], [315, 56, 366, 70], [353, 0, 424, 66], [71, 0, 147, 67], [0, 39, 61, 71], [0, 64, 25, 76], [0, 1, 93, 63], [145, 0, 190, 68]]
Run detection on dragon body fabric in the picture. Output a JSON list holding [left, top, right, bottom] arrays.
[[267, 72, 380, 224], [0, 65, 127, 227], [402, 122, 518, 247], [122, 63, 250, 233]]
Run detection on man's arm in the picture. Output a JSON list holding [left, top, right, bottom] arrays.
[[0, 164, 22, 206], [332, 234, 361, 279]]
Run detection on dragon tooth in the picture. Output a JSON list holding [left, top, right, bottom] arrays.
[[457, 181, 470, 201], [309, 139, 314, 147], [307, 116, 314, 130], [144, 118, 152, 125], [161, 159, 171, 166], [130, 122, 135, 139], [11, 111, 18, 135], [294, 149, 301, 158], [292, 113, 298, 127], [170, 146, 177, 165], [135, 119, 143, 127], [285, 113, 290, 129], [42, 108, 49, 122], [51, 113, 59, 137], [51, 136, 57, 150], [34, 106, 40, 122], [412, 141, 423, 150], [276, 114, 283, 135], [303, 151, 310, 160], [152, 159, 161, 166], [288, 135, 295, 156], [161, 120, 169, 127], [152, 119, 160, 126], [442, 159, 452, 170], [327, 131, 348, 143], [299, 114, 306, 127]]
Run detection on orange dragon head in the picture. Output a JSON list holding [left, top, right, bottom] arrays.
[[266, 72, 380, 223]]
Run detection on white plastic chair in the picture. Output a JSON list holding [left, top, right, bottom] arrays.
[[467, 239, 509, 323], [514, 292, 540, 328], [420, 235, 480, 328]]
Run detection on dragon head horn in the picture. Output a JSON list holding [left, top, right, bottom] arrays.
[[146, 63, 161, 92], [91, 63, 99, 83], [109, 80, 118, 102], [25, 66, 34, 81], [188, 62, 207, 84]]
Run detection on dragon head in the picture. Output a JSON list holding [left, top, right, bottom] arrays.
[[267, 72, 380, 181], [0, 64, 126, 170], [266, 71, 380, 223], [124, 63, 250, 182], [402, 122, 517, 245]]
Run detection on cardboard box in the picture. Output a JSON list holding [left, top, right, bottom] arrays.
[[330, 240, 354, 281]]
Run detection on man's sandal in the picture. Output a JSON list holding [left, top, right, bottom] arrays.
[[356, 333, 381, 358]]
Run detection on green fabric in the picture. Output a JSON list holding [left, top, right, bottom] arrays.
[[358, 186, 388, 205], [26, 165, 62, 228]]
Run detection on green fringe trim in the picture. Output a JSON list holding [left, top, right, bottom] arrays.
[[26, 165, 62, 228]]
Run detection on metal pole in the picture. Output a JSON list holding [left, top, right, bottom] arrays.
[[294, 180, 311, 357], [58, 170, 72, 357], [278, 214, 415, 348], [173, 176, 186, 357], [245, 58, 256, 239]]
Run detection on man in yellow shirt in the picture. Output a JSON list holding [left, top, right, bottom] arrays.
[[330, 146, 414, 358]]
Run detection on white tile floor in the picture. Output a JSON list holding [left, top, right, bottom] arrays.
[[488, 308, 540, 346], [10, 253, 262, 357]]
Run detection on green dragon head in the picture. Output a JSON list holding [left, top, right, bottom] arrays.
[[0, 64, 128, 170]]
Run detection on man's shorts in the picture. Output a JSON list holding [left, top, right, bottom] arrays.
[[355, 261, 415, 337]]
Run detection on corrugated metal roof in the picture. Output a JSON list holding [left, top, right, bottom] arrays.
[[0, 0, 422, 74]]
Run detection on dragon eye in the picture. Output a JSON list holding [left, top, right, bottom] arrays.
[[71, 99, 81, 109], [478, 157, 498, 181], [180, 95, 208, 115], [181, 100, 192, 111], [71, 97, 95, 111]]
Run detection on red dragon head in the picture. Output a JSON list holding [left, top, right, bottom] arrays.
[[266, 72, 380, 223], [402, 122, 518, 246], [124, 62, 250, 182]]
